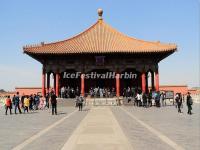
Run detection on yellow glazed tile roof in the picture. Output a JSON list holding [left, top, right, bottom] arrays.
[[23, 19, 177, 54]]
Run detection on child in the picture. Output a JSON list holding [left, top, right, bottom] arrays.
[[39, 97, 46, 110]]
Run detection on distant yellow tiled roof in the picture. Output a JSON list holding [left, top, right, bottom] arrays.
[[23, 15, 177, 54]]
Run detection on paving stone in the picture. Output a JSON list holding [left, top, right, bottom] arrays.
[[112, 103, 200, 150]]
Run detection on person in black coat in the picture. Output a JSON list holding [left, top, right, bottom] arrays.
[[148, 91, 152, 107], [186, 92, 193, 115], [50, 92, 57, 115], [14, 92, 22, 114], [177, 93, 182, 113], [77, 96, 84, 111], [142, 92, 148, 108]]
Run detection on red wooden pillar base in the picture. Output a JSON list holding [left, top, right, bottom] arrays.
[[42, 68, 46, 97], [81, 74, 85, 96], [141, 72, 146, 93], [116, 73, 120, 97]]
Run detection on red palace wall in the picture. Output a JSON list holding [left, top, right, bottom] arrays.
[[0, 85, 197, 98], [159, 85, 188, 95], [15, 87, 42, 96], [14, 85, 192, 96]]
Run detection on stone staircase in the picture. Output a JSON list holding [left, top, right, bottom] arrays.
[[85, 97, 119, 106], [56, 97, 135, 107]]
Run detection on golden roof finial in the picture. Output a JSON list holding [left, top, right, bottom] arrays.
[[98, 8, 103, 20]]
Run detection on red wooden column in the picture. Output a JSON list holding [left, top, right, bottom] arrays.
[[141, 72, 146, 93], [145, 73, 149, 93], [42, 67, 46, 97], [81, 74, 85, 96], [47, 73, 50, 94], [155, 69, 159, 91], [116, 73, 120, 97], [53, 73, 56, 92], [151, 71, 155, 90], [56, 72, 60, 97]]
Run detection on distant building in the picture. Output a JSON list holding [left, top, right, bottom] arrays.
[[159, 85, 188, 94]]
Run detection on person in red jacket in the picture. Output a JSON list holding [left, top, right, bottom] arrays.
[[5, 95, 12, 115]]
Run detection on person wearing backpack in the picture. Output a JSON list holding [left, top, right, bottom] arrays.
[[5, 96, 12, 115], [14, 92, 22, 114], [186, 92, 193, 115]]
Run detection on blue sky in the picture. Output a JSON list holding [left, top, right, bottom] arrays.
[[0, 0, 199, 91]]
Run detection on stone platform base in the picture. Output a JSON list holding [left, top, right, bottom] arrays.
[[85, 97, 123, 106]]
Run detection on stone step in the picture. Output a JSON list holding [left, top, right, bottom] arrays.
[[85, 98, 118, 106]]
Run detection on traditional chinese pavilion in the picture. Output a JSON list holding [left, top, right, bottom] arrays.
[[23, 9, 177, 97]]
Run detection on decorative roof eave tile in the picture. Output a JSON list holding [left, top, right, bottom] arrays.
[[24, 49, 176, 56]]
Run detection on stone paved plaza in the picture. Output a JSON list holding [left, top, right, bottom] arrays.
[[0, 102, 199, 150]]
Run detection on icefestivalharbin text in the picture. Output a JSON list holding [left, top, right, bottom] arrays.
[[63, 72, 137, 79]]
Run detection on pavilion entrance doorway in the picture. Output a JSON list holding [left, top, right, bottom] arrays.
[[60, 69, 81, 98], [120, 69, 141, 95], [85, 69, 115, 96]]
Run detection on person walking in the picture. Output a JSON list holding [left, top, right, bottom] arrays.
[[14, 92, 22, 114], [34, 94, 40, 110], [142, 92, 147, 108], [155, 91, 160, 107], [24, 96, 30, 113], [160, 92, 165, 107], [177, 93, 182, 113], [12, 95, 15, 106], [78, 96, 84, 111], [61, 86, 65, 98], [127, 87, 131, 103], [21, 94, 25, 110], [50, 92, 57, 115], [5, 96, 12, 115], [148, 91, 152, 107], [29, 94, 33, 111], [45, 93, 50, 109], [135, 92, 141, 107], [186, 92, 193, 115], [175, 93, 179, 108]]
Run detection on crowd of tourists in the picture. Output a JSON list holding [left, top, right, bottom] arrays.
[[3, 86, 194, 115], [89, 87, 116, 98], [60, 86, 117, 98], [60, 86, 80, 98], [123, 87, 165, 107], [4, 90, 58, 115], [123, 87, 193, 115]]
